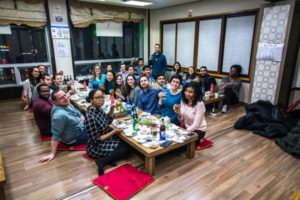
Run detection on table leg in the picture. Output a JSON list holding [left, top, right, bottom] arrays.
[[145, 156, 155, 176], [217, 99, 224, 113], [186, 141, 195, 159], [0, 186, 5, 200]]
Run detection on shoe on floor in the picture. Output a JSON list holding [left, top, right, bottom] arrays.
[[221, 105, 227, 113], [210, 112, 216, 117], [196, 138, 213, 150]]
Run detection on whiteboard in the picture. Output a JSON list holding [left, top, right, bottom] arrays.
[[162, 23, 176, 65], [222, 15, 256, 74], [197, 18, 222, 71], [96, 22, 123, 37], [176, 21, 195, 67]]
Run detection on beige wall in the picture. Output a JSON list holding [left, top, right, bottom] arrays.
[[149, 0, 265, 103]]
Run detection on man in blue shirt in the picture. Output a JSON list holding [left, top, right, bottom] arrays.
[[137, 74, 160, 115], [149, 44, 167, 79], [39, 90, 87, 162]]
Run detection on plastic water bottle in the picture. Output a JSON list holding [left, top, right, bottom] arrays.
[[126, 101, 132, 116], [88, 77, 93, 89]]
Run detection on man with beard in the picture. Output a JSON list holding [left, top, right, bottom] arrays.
[[33, 84, 53, 136], [153, 74, 168, 90], [199, 66, 218, 114], [32, 73, 52, 103], [199, 66, 217, 94], [137, 74, 160, 115], [149, 44, 167, 79]]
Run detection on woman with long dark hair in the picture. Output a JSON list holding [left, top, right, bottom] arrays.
[[124, 74, 140, 105], [114, 74, 125, 101], [174, 82, 213, 150], [169, 61, 185, 81], [103, 71, 115, 95], [85, 89, 130, 175], [22, 67, 40, 110]]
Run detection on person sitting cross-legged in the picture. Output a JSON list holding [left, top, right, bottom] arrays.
[[32, 84, 53, 136], [39, 89, 87, 162], [85, 89, 131, 175]]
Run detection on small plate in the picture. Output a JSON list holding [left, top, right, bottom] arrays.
[[149, 141, 159, 149]]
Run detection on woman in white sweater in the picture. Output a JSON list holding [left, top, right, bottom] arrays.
[[174, 82, 213, 150]]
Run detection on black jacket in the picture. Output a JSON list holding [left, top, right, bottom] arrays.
[[234, 100, 290, 138], [199, 74, 217, 92]]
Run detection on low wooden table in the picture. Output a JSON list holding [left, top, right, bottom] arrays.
[[118, 128, 198, 176], [71, 94, 198, 176], [0, 153, 6, 200], [204, 95, 225, 112]]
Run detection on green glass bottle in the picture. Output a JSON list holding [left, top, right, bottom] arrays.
[[132, 103, 138, 136]]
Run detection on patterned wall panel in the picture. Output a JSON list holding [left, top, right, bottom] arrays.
[[251, 4, 290, 103]]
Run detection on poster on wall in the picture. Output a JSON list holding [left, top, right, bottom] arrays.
[[55, 40, 70, 57], [0, 25, 11, 35], [51, 26, 70, 39], [256, 43, 284, 62]]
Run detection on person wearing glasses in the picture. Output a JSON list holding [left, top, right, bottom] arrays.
[[85, 89, 130, 175], [39, 89, 87, 162]]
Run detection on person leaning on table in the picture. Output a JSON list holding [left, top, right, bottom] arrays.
[[39, 89, 87, 162], [85, 89, 131, 175]]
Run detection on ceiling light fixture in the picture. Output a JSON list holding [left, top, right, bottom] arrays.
[[123, 0, 153, 6]]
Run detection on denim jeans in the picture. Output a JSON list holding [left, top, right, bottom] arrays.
[[68, 129, 87, 146]]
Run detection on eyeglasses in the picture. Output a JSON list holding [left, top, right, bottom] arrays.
[[94, 96, 104, 100]]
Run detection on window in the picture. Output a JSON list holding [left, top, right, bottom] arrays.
[[0, 25, 51, 87], [72, 22, 140, 61], [161, 11, 257, 79], [71, 22, 141, 78], [177, 21, 195, 67], [197, 18, 222, 71], [222, 15, 256, 75], [0, 26, 48, 63], [162, 23, 176, 65]]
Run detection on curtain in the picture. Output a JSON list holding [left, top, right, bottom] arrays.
[[0, 0, 46, 27], [69, 0, 145, 28]]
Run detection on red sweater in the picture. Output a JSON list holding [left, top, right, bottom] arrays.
[[33, 97, 53, 134]]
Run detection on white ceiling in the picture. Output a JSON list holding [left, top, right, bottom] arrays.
[[78, 0, 202, 9]]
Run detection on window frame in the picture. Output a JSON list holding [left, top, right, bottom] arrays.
[[160, 10, 258, 82], [70, 21, 143, 78], [0, 26, 52, 88]]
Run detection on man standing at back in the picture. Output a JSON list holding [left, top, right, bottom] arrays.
[[149, 44, 167, 79], [39, 90, 87, 162]]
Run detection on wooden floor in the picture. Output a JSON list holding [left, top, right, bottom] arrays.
[[1, 100, 300, 200]]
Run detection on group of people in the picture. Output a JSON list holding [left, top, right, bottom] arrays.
[[24, 43, 242, 176]]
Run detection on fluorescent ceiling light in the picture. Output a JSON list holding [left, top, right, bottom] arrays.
[[123, 0, 153, 6]]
